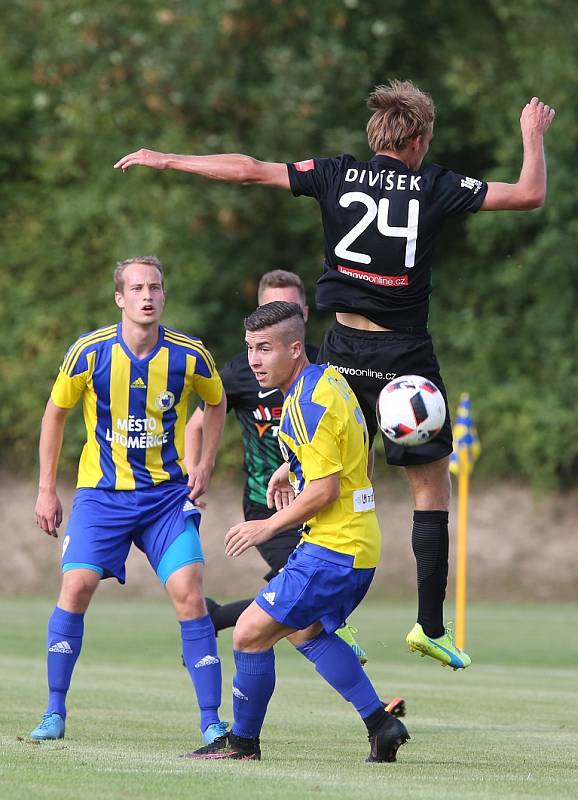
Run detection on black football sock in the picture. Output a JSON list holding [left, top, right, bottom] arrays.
[[207, 598, 253, 632], [363, 706, 388, 737], [412, 510, 449, 639]]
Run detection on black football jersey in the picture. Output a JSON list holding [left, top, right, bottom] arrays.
[[287, 154, 488, 331], [218, 344, 319, 507]]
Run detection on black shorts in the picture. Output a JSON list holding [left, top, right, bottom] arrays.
[[243, 499, 302, 582], [317, 322, 453, 467]]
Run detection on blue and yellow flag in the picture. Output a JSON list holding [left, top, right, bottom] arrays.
[[449, 393, 481, 475]]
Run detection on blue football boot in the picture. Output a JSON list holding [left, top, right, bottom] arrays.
[[202, 720, 229, 745], [30, 712, 65, 740]]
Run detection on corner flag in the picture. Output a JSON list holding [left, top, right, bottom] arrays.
[[450, 393, 481, 650], [449, 393, 481, 475]]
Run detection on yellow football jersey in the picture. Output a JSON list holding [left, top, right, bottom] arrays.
[[278, 364, 381, 568], [51, 324, 223, 490]]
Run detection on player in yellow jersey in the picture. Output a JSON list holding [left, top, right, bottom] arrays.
[[29, 256, 228, 747], [188, 301, 409, 763], [187, 270, 379, 669]]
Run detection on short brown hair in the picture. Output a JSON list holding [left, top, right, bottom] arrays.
[[366, 80, 435, 153], [114, 255, 165, 293], [257, 269, 306, 305], [244, 301, 305, 344]]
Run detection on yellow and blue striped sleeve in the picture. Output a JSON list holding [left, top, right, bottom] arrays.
[[51, 369, 88, 409], [50, 327, 115, 409], [188, 340, 223, 406], [50, 341, 96, 409], [195, 372, 224, 406]]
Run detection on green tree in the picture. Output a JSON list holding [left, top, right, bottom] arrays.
[[1, 0, 576, 487]]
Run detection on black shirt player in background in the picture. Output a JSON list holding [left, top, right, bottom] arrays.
[[116, 82, 555, 670]]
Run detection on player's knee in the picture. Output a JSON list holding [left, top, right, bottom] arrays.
[[414, 486, 450, 510], [408, 461, 451, 510], [170, 586, 205, 619], [59, 571, 99, 611], [232, 619, 252, 650], [165, 561, 205, 614], [233, 618, 267, 651]]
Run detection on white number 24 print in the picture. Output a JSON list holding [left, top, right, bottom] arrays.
[[334, 192, 419, 268]]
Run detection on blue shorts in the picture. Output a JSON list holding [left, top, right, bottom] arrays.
[[255, 542, 375, 634], [61, 479, 203, 585]]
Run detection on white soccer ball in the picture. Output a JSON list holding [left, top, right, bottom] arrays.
[[376, 375, 446, 447]]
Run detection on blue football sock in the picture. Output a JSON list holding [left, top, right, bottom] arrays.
[[297, 631, 383, 718], [46, 607, 84, 719], [232, 649, 275, 739], [180, 615, 222, 732]]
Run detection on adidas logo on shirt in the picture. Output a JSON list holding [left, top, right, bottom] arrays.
[[182, 500, 196, 512], [130, 377, 147, 389], [262, 592, 276, 606], [194, 655, 220, 668], [48, 640, 73, 655], [233, 686, 248, 701]]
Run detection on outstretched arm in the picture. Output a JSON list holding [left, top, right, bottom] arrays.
[[35, 400, 70, 537], [114, 149, 290, 189], [481, 97, 555, 211]]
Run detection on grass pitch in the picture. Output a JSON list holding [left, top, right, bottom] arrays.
[[1, 598, 577, 800]]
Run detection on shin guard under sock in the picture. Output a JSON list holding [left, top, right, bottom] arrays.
[[297, 631, 382, 719], [232, 649, 275, 739], [180, 615, 222, 732], [412, 509, 449, 638], [46, 607, 84, 718]]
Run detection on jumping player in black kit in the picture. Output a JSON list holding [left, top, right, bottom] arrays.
[[116, 81, 555, 669]]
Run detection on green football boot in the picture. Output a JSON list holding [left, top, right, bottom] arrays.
[[406, 623, 471, 670], [335, 623, 368, 665]]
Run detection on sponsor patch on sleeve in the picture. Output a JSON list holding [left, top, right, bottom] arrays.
[[294, 159, 315, 172]]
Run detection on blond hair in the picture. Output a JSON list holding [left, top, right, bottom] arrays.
[[114, 256, 165, 293], [366, 80, 435, 153]]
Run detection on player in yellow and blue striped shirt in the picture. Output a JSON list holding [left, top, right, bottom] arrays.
[[188, 301, 409, 763], [30, 256, 228, 748]]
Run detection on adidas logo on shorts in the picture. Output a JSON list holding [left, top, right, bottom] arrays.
[[194, 655, 220, 668], [48, 640, 73, 655], [262, 592, 276, 606]]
